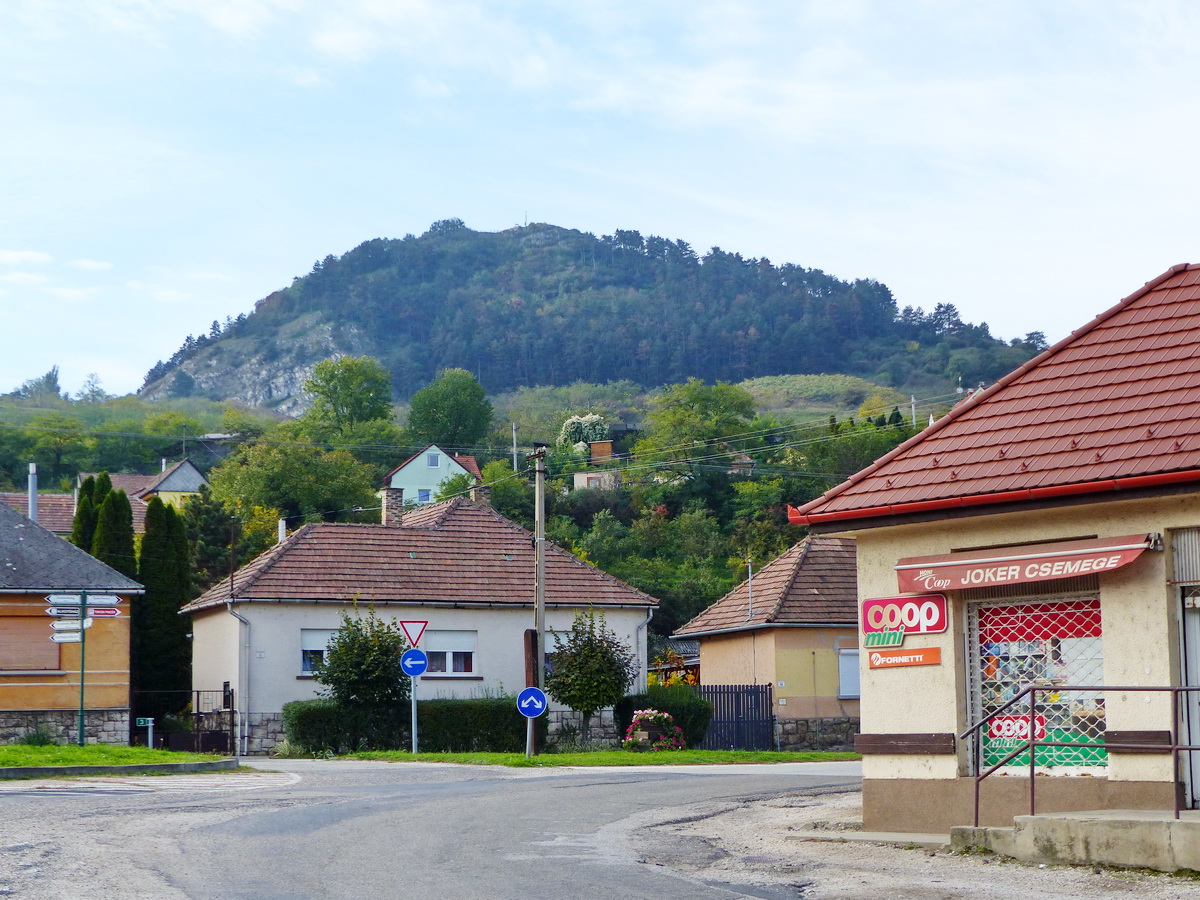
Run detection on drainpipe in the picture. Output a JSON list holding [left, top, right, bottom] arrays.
[[636, 608, 654, 691], [226, 517, 251, 756], [27, 463, 37, 523]]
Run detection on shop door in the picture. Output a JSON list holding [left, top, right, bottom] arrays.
[[1180, 587, 1200, 808], [968, 596, 1106, 770]]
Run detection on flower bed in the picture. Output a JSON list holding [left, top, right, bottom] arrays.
[[622, 709, 685, 751]]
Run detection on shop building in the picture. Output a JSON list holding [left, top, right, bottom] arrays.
[[789, 264, 1200, 833]]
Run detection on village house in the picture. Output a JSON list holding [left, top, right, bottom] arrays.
[[789, 263, 1200, 839], [381, 444, 482, 504], [182, 493, 658, 754], [0, 500, 142, 744], [674, 535, 859, 751]]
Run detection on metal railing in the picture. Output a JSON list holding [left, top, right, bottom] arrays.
[[960, 685, 1200, 827]]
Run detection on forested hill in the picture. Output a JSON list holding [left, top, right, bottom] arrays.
[[140, 219, 1044, 410]]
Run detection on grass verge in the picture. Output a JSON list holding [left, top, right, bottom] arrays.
[[345, 749, 860, 767], [0, 745, 222, 768]]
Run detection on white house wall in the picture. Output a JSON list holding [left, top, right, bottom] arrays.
[[385, 446, 472, 503]]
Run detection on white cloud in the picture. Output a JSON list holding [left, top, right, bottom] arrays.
[[126, 280, 191, 303], [42, 286, 97, 302], [0, 249, 52, 265], [69, 258, 113, 270], [0, 271, 49, 284]]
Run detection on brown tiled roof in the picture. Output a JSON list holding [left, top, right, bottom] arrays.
[[182, 497, 658, 613], [453, 454, 482, 480], [792, 264, 1200, 525], [0, 493, 75, 534], [673, 536, 857, 637]]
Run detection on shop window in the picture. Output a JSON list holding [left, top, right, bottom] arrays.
[[969, 596, 1105, 769], [300, 628, 337, 673], [425, 630, 477, 676]]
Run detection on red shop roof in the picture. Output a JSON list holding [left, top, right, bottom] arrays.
[[791, 264, 1200, 526]]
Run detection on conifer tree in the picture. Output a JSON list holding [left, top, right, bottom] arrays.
[[91, 489, 137, 579], [71, 475, 100, 550], [134, 498, 193, 696]]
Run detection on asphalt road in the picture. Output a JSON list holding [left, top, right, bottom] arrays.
[[0, 759, 860, 900]]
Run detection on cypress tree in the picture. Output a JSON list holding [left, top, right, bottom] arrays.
[[134, 499, 193, 696], [91, 489, 137, 579], [71, 494, 97, 550], [93, 472, 112, 507]]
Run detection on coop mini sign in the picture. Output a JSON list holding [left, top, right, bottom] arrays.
[[860, 594, 947, 648]]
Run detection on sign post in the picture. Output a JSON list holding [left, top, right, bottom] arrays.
[[77, 589, 87, 746], [400, 647, 428, 754], [517, 687, 548, 758], [45, 592, 120, 746]]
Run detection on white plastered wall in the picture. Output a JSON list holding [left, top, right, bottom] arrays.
[[850, 491, 1200, 784]]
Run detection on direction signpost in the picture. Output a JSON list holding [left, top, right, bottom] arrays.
[[400, 637, 429, 755], [45, 591, 121, 746]]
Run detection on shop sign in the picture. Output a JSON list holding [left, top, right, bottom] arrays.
[[895, 534, 1154, 593], [987, 715, 1046, 741], [867, 647, 941, 669], [861, 594, 947, 647]]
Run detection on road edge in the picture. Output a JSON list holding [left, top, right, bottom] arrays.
[[0, 757, 240, 779]]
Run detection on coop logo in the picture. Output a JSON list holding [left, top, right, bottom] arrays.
[[861, 594, 947, 646], [912, 569, 952, 590], [987, 715, 1046, 741]]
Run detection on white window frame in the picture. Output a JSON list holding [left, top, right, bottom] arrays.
[[300, 628, 338, 674], [417, 489, 432, 503], [424, 630, 477, 677], [837, 649, 860, 699], [426, 453, 441, 468]]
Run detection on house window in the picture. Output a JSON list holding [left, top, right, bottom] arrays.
[[837, 649, 860, 699], [586, 476, 602, 488], [300, 628, 337, 673], [417, 489, 432, 503], [0, 617, 59, 670], [427, 453, 441, 468], [425, 630, 476, 675]]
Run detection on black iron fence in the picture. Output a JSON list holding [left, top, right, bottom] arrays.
[[131, 686, 236, 754], [696, 684, 775, 750]]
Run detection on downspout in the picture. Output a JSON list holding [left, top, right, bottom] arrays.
[[227, 517, 250, 756], [636, 608, 654, 691]]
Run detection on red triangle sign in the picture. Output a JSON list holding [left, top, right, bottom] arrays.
[[400, 620, 428, 647]]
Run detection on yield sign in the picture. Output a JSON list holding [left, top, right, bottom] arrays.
[[399, 620, 427, 647]]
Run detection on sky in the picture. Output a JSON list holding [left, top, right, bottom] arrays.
[[3, 0, 1200, 398]]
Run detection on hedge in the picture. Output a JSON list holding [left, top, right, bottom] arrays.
[[282, 697, 546, 754], [614, 684, 713, 748]]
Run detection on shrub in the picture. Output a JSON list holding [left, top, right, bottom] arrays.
[[622, 709, 685, 751], [615, 684, 713, 749], [418, 698, 547, 753], [282, 698, 408, 754], [17, 727, 59, 746]]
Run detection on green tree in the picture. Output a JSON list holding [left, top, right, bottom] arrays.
[[183, 486, 232, 591], [71, 475, 99, 550], [134, 498, 193, 696], [314, 609, 410, 748], [545, 608, 637, 741], [634, 378, 756, 469], [407, 368, 493, 450], [558, 414, 609, 447], [434, 472, 475, 501], [208, 443, 377, 524], [28, 412, 87, 481], [304, 356, 394, 435], [479, 459, 533, 527], [91, 489, 137, 579]]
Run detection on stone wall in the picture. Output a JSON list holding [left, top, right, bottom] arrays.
[[243, 712, 286, 755], [0, 708, 130, 745], [775, 716, 859, 751], [547, 708, 619, 746]]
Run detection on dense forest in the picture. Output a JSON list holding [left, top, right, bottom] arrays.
[[142, 219, 1045, 406]]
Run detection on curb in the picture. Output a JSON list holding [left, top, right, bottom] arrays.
[[0, 758, 240, 780]]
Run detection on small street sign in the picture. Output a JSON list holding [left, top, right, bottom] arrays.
[[401, 648, 428, 677], [51, 618, 93, 632], [517, 687, 548, 718], [399, 620, 428, 647], [136, 718, 153, 727], [45, 594, 121, 606], [50, 632, 82, 644], [46, 606, 121, 617]]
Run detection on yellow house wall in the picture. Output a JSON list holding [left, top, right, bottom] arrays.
[[0, 592, 131, 710], [152, 490, 194, 510], [851, 491, 1200, 785], [697, 627, 860, 718]]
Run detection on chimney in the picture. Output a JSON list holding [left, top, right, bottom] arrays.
[[381, 486, 405, 526], [161, 457, 167, 472], [470, 484, 491, 506], [588, 440, 614, 465], [278, 518, 287, 544], [27, 463, 37, 523]]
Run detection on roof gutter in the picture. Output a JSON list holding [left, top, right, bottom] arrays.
[[788, 468, 1200, 528], [184, 598, 657, 614], [673, 621, 855, 639]]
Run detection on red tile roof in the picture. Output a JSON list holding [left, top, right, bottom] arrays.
[[0, 493, 75, 534], [182, 497, 658, 614], [673, 536, 857, 636], [791, 264, 1200, 526]]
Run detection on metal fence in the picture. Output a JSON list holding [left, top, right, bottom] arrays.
[[696, 684, 775, 750], [131, 686, 236, 754]]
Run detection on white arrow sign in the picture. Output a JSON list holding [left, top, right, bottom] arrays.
[[50, 632, 82, 643], [51, 618, 93, 631], [45, 594, 121, 606]]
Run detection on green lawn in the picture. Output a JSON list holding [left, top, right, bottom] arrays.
[[346, 749, 860, 767], [0, 745, 222, 768]]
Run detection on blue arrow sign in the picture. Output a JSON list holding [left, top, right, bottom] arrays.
[[401, 648, 428, 677], [517, 687, 548, 718]]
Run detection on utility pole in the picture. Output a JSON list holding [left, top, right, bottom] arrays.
[[512, 423, 519, 472], [530, 445, 548, 689]]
